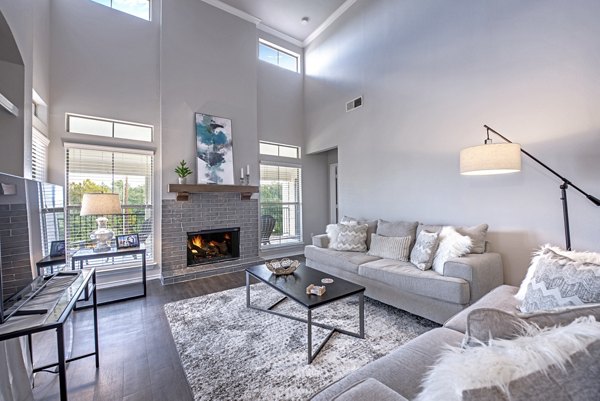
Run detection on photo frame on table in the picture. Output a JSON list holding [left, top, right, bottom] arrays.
[[116, 233, 140, 250], [49, 240, 66, 257]]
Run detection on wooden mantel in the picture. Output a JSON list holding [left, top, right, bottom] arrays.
[[168, 184, 259, 201]]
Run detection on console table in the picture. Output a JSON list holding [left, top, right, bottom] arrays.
[[71, 246, 147, 304], [0, 268, 98, 401]]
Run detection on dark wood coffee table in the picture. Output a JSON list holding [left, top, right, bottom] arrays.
[[245, 264, 365, 363]]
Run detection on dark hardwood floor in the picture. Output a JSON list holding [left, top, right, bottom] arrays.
[[31, 271, 249, 401]]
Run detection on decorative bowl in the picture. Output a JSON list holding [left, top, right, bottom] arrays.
[[266, 258, 300, 275]]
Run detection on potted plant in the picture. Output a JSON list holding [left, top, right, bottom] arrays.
[[175, 160, 193, 184]]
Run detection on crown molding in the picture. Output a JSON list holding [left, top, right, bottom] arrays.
[[257, 24, 303, 48], [303, 0, 358, 47], [200, 0, 261, 25]]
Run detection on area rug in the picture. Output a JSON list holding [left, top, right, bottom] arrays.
[[164, 284, 438, 401]]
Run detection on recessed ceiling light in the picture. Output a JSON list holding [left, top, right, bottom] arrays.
[[301, 17, 310, 25]]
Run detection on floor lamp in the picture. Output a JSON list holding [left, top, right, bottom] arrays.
[[460, 124, 600, 250]]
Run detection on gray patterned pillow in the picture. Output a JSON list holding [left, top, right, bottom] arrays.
[[327, 223, 368, 252], [410, 230, 440, 270], [367, 234, 411, 261], [520, 248, 600, 313]]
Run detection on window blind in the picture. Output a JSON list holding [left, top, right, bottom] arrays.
[[32, 127, 49, 182], [65, 146, 154, 267], [259, 163, 303, 247]]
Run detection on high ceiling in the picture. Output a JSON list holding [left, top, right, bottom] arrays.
[[218, 0, 347, 43]]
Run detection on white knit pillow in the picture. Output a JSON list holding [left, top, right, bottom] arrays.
[[367, 234, 411, 261], [431, 226, 472, 275]]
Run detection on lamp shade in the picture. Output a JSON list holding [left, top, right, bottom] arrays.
[[80, 193, 122, 216], [460, 143, 522, 175]]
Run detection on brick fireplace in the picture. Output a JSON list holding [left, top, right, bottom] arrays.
[[161, 192, 261, 284]]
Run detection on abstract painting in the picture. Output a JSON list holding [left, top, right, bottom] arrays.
[[195, 113, 234, 184]]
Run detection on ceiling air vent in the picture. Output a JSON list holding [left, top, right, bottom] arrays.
[[346, 96, 363, 112]]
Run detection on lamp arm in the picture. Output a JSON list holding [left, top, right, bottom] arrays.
[[483, 125, 600, 206]]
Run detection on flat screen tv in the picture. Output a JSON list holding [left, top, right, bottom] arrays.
[[0, 173, 64, 324]]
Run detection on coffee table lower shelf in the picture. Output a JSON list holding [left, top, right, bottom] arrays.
[[245, 270, 365, 364]]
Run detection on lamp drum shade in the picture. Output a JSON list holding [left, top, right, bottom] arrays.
[[80, 193, 122, 216], [460, 143, 521, 175]]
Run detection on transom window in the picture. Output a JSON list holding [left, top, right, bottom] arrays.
[[67, 114, 153, 142], [258, 39, 300, 73], [259, 141, 300, 159], [90, 0, 151, 21]]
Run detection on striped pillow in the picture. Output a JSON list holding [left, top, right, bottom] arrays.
[[367, 233, 411, 261]]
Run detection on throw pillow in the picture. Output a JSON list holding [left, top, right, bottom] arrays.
[[367, 234, 412, 261], [376, 219, 419, 246], [341, 216, 378, 249], [519, 248, 600, 313], [431, 226, 472, 275], [410, 230, 440, 270], [416, 316, 600, 401], [515, 244, 600, 301], [327, 223, 368, 252], [455, 224, 488, 254], [463, 304, 600, 347]]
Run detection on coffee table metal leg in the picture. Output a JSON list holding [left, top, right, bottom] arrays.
[[246, 271, 250, 307], [307, 309, 313, 364], [359, 292, 365, 338]]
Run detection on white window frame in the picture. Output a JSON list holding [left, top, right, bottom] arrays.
[[259, 141, 301, 159], [258, 38, 301, 73], [90, 0, 152, 21], [66, 113, 153, 143], [32, 128, 50, 182]]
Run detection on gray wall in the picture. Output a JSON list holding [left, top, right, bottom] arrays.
[[257, 32, 329, 245], [161, 0, 258, 193], [304, 0, 600, 286]]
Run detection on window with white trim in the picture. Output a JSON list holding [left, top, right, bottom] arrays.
[[259, 141, 300, 159], [67, 114, 153, 142], [90, 0, 151, 21], [65, 145, 154, 267], [258, 39, 300, 73], [260, 163, 302, 248], [32, 128, 49, 182]]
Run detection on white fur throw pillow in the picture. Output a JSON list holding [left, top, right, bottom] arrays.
[[431, 226, 472, 275], [416, 316, 600, 401], [515, 244, 600, 301]]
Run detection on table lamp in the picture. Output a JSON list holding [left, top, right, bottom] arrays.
[[80, 193, 122, 252]]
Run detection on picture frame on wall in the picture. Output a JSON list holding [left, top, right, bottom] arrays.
[[195, 113, 234, 185], [49, 240, 66, 257], [116, 234, 140, 250]]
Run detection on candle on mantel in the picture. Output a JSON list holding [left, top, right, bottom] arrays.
[[246, 164, 250, 176], [240, 168, 244, 179]]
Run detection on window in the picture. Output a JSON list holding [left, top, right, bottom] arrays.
[[90, 0, 151, 21], [67, 114, 153, 142], [260, 163, 302, 247], [65, 145, 154, 268], [259, 141, 300, 159], [258, 39, 300, 73], [32, 128, 50, 182], [39, 182, 65, 258]]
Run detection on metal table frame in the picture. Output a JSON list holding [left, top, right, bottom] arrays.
[[245, 270, 365, 364], [0, 268, 99, 401]]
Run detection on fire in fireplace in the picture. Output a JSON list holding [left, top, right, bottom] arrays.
[[187, 227, 240, 266]]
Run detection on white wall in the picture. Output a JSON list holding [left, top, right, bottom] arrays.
[[304, 0, 600, 286], [161, 0, 258, 194]]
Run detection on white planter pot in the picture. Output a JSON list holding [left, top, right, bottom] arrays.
[[178, 177, 187, 184]]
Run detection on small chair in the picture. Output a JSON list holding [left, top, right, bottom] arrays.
[[261, 215, 276, 245]]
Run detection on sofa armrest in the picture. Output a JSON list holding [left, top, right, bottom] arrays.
[[444, 253, 504, 304], [312, 234, 330, 248], [311, 378, 408, 401]]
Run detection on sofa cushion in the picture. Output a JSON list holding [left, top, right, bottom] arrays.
[[358, 259, 470, 304], [327, 223, 368, 252], [376, 219, 418, 245], [304, 245, 380, 274], [455, 224, 488, 254], [520, 247, 600, 313], [416, 223, 443, 238], [328, 378, 408, 401], [367, 234, 411, 261], [444, 285, 519, 333], [410, 230, 440, 271], [341, 216, 378, 249], [310, 328, 463, 401]]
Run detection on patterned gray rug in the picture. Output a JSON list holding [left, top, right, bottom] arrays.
[[164, 284, 438, 401]]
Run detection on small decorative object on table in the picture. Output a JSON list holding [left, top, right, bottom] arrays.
[[265, 258, 300, 275], [116, 233, 140, 249], [321, 278, 334, 284], [306, 284, 326, 296]]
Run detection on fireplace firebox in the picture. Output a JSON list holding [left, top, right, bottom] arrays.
[[187, 227, 240, 266]]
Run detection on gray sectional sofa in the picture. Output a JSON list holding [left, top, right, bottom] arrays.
[[305, 221, 504, 324]]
